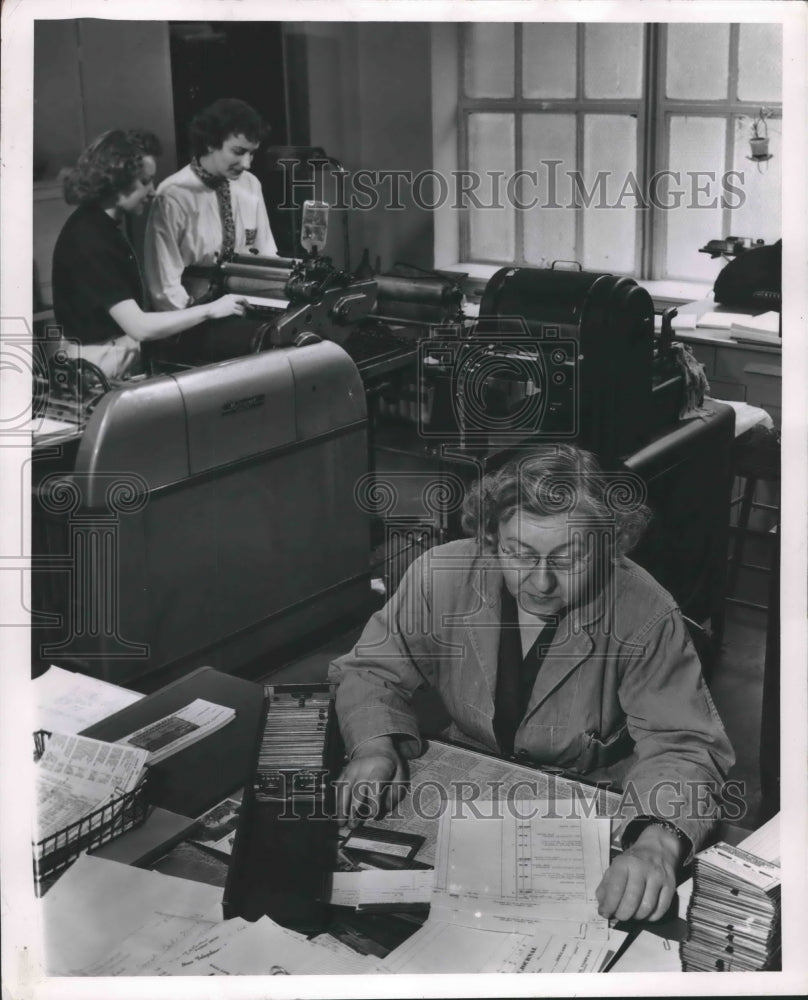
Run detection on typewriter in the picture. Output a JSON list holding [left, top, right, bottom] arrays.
[[223, 683, 343, 932]]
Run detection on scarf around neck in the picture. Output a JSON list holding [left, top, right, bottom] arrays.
[[190, 156, 236, 260]]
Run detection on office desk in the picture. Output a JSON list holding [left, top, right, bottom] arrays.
[[147, 736, 626, 961], [673, 297, 782, 427], [80, 675, 622, 955], [45, 663, 768, 975], [142, 736, 756, 972]]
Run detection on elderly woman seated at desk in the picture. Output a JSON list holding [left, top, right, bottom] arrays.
[[329, 444, 734, 923]]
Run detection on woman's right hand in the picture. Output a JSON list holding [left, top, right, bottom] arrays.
[[207, 294, 247, 320], [336, 737, 407, 828]]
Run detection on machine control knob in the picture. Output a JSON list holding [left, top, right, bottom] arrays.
[[294, 331, 322, 348]]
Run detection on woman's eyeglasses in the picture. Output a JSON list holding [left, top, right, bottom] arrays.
[[497, 540, 592, 574]]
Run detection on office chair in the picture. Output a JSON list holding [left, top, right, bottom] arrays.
[[728, 424, 780, 606]]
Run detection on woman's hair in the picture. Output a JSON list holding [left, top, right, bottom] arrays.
[[63, 129, 162, 207], [188, 98, 269, 158], [461, 444, 652, 557]]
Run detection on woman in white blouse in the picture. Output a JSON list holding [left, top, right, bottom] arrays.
[[144, 98, 278, 311]]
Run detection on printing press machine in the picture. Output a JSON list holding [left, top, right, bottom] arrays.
[[29, 252, 460, 685], [371, 263, 735, 634], [31, 254, 733, 685]]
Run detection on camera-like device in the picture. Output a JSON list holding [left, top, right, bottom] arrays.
[[417, 315, 577, 445]]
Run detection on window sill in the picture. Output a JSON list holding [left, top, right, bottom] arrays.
[[634, 279, 713, 307], [441, 263, 712, 308]]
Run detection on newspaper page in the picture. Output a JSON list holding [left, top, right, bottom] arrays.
[[36, 733, 148, 842]]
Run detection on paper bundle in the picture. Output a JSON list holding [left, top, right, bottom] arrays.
[[681, 841, 781, 972], [36, 732, 148, 844]]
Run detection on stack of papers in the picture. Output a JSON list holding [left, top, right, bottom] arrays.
[[41, 854, 383, 976], [696, 309, 781, 345], [36, 733, 148, 843], [696, 310, 750, 330], [34, 665, 143, 735], [731, 310, 780, 335], [376, 799, 625, 974], [681, 842, 781, 971], [328, 869, 435, 911], [730, 311, 780, 345], [116, 699, 236, 765]]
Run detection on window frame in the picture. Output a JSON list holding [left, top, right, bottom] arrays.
[[654, 23, 782, 279], [456, 22, 782, 280]]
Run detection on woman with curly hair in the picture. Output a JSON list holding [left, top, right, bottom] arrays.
[[52, 129, 247, 379], [330, 444, 734, 923]]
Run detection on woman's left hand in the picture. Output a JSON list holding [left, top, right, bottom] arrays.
[[595, 822, 683, 922]]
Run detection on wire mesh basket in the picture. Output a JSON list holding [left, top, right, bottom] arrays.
[[33, 730, 151, 894]]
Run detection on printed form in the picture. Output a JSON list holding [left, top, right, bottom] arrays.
[[434, 798, 607, 917], [430, 798, 611, 938]]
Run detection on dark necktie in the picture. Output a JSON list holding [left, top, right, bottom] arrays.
[[493, 587, 561, 758]]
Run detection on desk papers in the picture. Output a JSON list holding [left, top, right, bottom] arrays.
[[370, 740, 619, 865], [731, 310, 780, 336], [242, 294, 288, 310], [738, 812, 780, 864], [730, 329, 781, 347], [36, 733, 148, 841], [40, 853, 383, 976], [116, 699, 236, 764], [327, 869, 435, 910], [41, 853, 223, 974], [431, 798, 611, 938], [376, 801, 624, 974], [34, 665, 143, 735], [157, 915, 384, 975], [697, 310, 750, 330], [382, 921, 625, 974], [327, 871, 363, 908]]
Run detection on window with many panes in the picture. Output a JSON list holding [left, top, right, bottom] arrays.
[[459, 23, 782, 282]]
